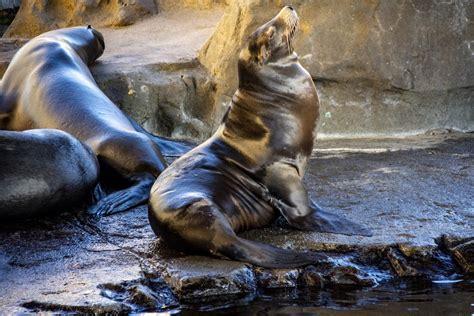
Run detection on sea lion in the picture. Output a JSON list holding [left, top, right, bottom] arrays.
[[0, 129, 98, 220], [148, 7, 371, 268], [0, 26, 190, 216]]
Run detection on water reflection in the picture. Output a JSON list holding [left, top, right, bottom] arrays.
[[175, 278, 474, 315]]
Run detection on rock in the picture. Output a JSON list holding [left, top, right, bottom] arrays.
[[86, 8, 223, 141], [450, 240, 474, 273], [199, 0, 474, 138], [2, 3, 472, 140], [0, 37, 27, 75], [99, 277, 179, 312], [201, 0, 474, 91], [1, 135, 473, 313], [21, 301, 130, 314], [4, 0, 158, 38], [0, 9, 223, 142], [299, 266, 324, 288], [254, 268, 299, 289], [386, 248, 421, 277], [94, 63, 216, 140], [159, 0, 227, 10], [326, 266, 376, 287], [0, 4, 18, 36], [384, 245, 457, 278], [439, 235, 474, 273], [162, 256, 255, 299]]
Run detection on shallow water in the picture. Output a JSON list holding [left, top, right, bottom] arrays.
[[172, 278, 474, 315]]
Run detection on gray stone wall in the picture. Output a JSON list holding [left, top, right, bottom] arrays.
[[200, 0, 474, 138]]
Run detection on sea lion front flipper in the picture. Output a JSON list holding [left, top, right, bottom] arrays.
[[289, 201, 373, 237], [263, 162, 372, 237], [88, 178, 154, 216]]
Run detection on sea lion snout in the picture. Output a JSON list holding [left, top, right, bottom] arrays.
[[279, 5, 298, 18], [277, 6, 299, 27], [277, 6, 299, 44]]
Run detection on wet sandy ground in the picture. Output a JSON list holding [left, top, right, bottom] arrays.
[[0, 133, 472, 313]]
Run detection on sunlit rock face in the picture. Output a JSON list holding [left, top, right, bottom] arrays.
[[4, 0, 158, 37], [199, 0, 474, 138], [1, 0, 473, 139]]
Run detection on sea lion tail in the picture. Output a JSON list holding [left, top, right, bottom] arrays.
[[220, 235, 328, 269]]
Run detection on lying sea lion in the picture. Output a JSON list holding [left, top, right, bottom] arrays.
[[0, 129, 98, 220], [148, 7, 371, 268], [0, 26, 190, 216]]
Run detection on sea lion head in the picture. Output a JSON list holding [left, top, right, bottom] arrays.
[[79, 25, 105, 65], [224, 6, 318, 162], [240, 6, 299, 69], [87, 25, 105, 61], [40, 26, 105, 65]]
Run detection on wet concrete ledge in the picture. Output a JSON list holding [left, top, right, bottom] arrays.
[[0, 133, 472, 313]]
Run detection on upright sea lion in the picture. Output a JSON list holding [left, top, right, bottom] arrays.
[[0, 26, 190, 216], [149, 7, 371, 268], [0, 129, 98, 220]]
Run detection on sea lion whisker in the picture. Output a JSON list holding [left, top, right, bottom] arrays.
[[287, 32, 291, 54]]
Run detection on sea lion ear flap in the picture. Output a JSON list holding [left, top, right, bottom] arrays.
[[257, 27, 275, 65], [257, 42, 270, 66], [249, 27, 275, 66]]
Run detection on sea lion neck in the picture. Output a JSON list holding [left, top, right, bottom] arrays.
[[236, 54, 309, 114], [237, 53, 299, 96]]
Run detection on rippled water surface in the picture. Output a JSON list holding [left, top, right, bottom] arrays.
[[171, 278, 473, 315]]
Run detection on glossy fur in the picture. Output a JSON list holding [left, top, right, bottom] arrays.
[[149, 7, 371, 268], [0, 129, 98, 220], [0, 26, 190, 216]]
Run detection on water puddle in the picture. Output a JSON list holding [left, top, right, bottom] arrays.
[[165, 278, 474, 315]]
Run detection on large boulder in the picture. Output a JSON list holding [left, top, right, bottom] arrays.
[[4, 0, 158, 38], [199, 0, 474, 137]]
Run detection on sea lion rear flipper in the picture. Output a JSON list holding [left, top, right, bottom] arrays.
[[125, 113, 195, 157], [220, 235, 328, 269], [149, 200, 328, 268], [150, 136, 195, 157], [287, 201, 373, 237]]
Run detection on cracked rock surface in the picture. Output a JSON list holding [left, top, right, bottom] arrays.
[[1, 134, 472, 313]]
